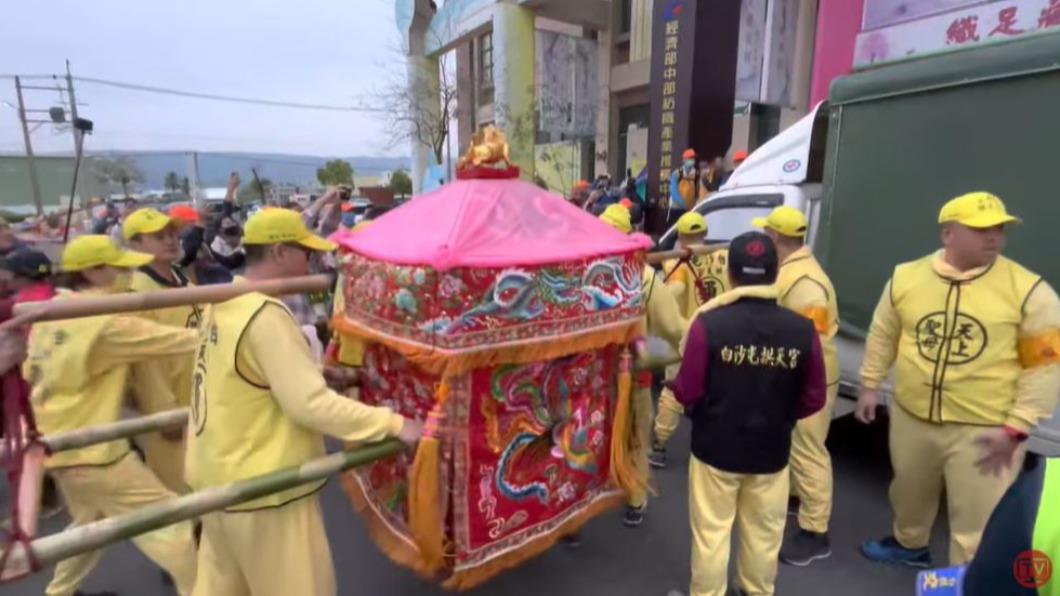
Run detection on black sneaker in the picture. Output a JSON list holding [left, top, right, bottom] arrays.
[[780, 529, 832, 566], [861, 536, 933, 569], [561, 532, 582, 549], [623, 503, 647, 527], [648, 446, 667, 469]]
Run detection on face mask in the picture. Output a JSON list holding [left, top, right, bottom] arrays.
[[683, 160, 696, 174], [342, 213, 357, 228]]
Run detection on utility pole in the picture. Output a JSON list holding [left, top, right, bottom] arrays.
[[188, 152, 203, 210], [65, 60, 83, 211], [14, 76, 44, 217]]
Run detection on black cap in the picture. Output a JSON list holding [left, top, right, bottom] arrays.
[[728, 231, 778, 286], [0, 249, 53, 280]]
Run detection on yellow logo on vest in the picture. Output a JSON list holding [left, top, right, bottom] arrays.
[[191, 322, 218, 436], [915, 312, 987, 364], [720, 344, 801, 370]]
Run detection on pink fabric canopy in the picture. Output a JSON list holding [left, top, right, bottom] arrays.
[[335, 177, 651, 271]]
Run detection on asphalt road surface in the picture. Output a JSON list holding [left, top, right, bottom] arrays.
[[4, 410, 948, 596]]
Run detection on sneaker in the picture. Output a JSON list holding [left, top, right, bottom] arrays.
[[648, 446, 667, 469], [860, 536, 933, 569], [780, 529, 832, 566], [787, 495, 800, 517], [561, 532, 582, 549], [623, 503, 647, 527]]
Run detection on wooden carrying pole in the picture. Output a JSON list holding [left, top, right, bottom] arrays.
[[13, 274, 333, 322], [0, 440, 405, 583], [644, 244, 727, 266]]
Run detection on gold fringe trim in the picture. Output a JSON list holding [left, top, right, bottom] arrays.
[[441, 492, 625, 591], [608, 348, 648, 498], [333, 316, 640, 377], [406, 381, 450, 574], [339, 470, 443, 581]]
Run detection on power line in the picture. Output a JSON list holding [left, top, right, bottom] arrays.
[[72, 76, 384, 113]]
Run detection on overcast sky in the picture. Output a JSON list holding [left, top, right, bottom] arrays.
[[0, 0, 405, 157]]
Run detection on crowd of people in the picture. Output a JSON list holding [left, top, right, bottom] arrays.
[[0, 178, 1055, 596]]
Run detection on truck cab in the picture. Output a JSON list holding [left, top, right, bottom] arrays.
[[656, 102, 828, 252]]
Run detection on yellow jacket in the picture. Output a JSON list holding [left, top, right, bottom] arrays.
[[129, 268, 203, 410], [861, 253, 1060, 431], [185, 282, 404, 511], [775, 246, 839, 385], [662, 249, 730, 320], [643, 265, 687, 351], [26, 290, 198, 469]]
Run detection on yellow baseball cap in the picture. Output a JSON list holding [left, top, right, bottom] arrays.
[[938, 192, 1021, 228], [676, 212, 707, 235], [752, 206, 808, 238], [599, 204, 632, 234], [62, 235, 154, 272], [243, 208, 336, 251], [122, 208, 173, 241]]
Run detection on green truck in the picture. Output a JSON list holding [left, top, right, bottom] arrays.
[[658, 30, 1060, 454]]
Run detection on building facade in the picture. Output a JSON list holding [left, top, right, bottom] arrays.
[[409, 1, 1060, 197]]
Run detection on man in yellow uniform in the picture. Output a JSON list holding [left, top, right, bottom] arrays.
[[598, 204, 686, 527], [26, 235, 199, 596], [651, 211, 729, 469], [187, 208, 422, 596], [752, 206, 840, 567], [857, 192, 1060, 567], [123, 207, 202, 494]]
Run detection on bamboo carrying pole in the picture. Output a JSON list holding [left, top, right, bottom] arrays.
[[11, 274, 333, 321], [10, 246, 725, 323], [0, 246, 711, 579], [643, 243, 728, 266], [0, 440, 406, 583]]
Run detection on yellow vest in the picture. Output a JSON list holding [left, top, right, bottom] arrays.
[[662, 249, 730, 319], [130, 268, 202, 407], [185, 292, 326, 511], [775, 248, 840, 385], [27, 300, 131, 469], [890, 254, 1040, 425]]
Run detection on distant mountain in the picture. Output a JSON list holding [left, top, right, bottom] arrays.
[[87, 150, 410, 190]]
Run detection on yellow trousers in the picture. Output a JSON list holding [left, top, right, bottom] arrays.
[[689, 458, 788, 596], [653, 364, 683, 448], [46, 454, 198, 596], [629, 386, 654, 508], [888, 403, 1023, 565], [789, 382, 838, 534], [138, 433, 189, 495], [193, 494, 336, 596]]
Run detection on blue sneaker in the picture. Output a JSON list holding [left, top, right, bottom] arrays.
[[861, 536, 933, 568]]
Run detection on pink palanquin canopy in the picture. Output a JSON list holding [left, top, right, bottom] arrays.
[[334, 177, 652, 271]]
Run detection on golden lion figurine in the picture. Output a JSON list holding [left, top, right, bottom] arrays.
[[457, 125, 512, 170]]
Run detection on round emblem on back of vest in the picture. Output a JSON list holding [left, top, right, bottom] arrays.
[[696, 276, 725, 303], [914, 312, 988, 364]]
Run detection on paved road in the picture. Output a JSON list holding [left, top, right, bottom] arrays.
[[5, 411, 947, 596]]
